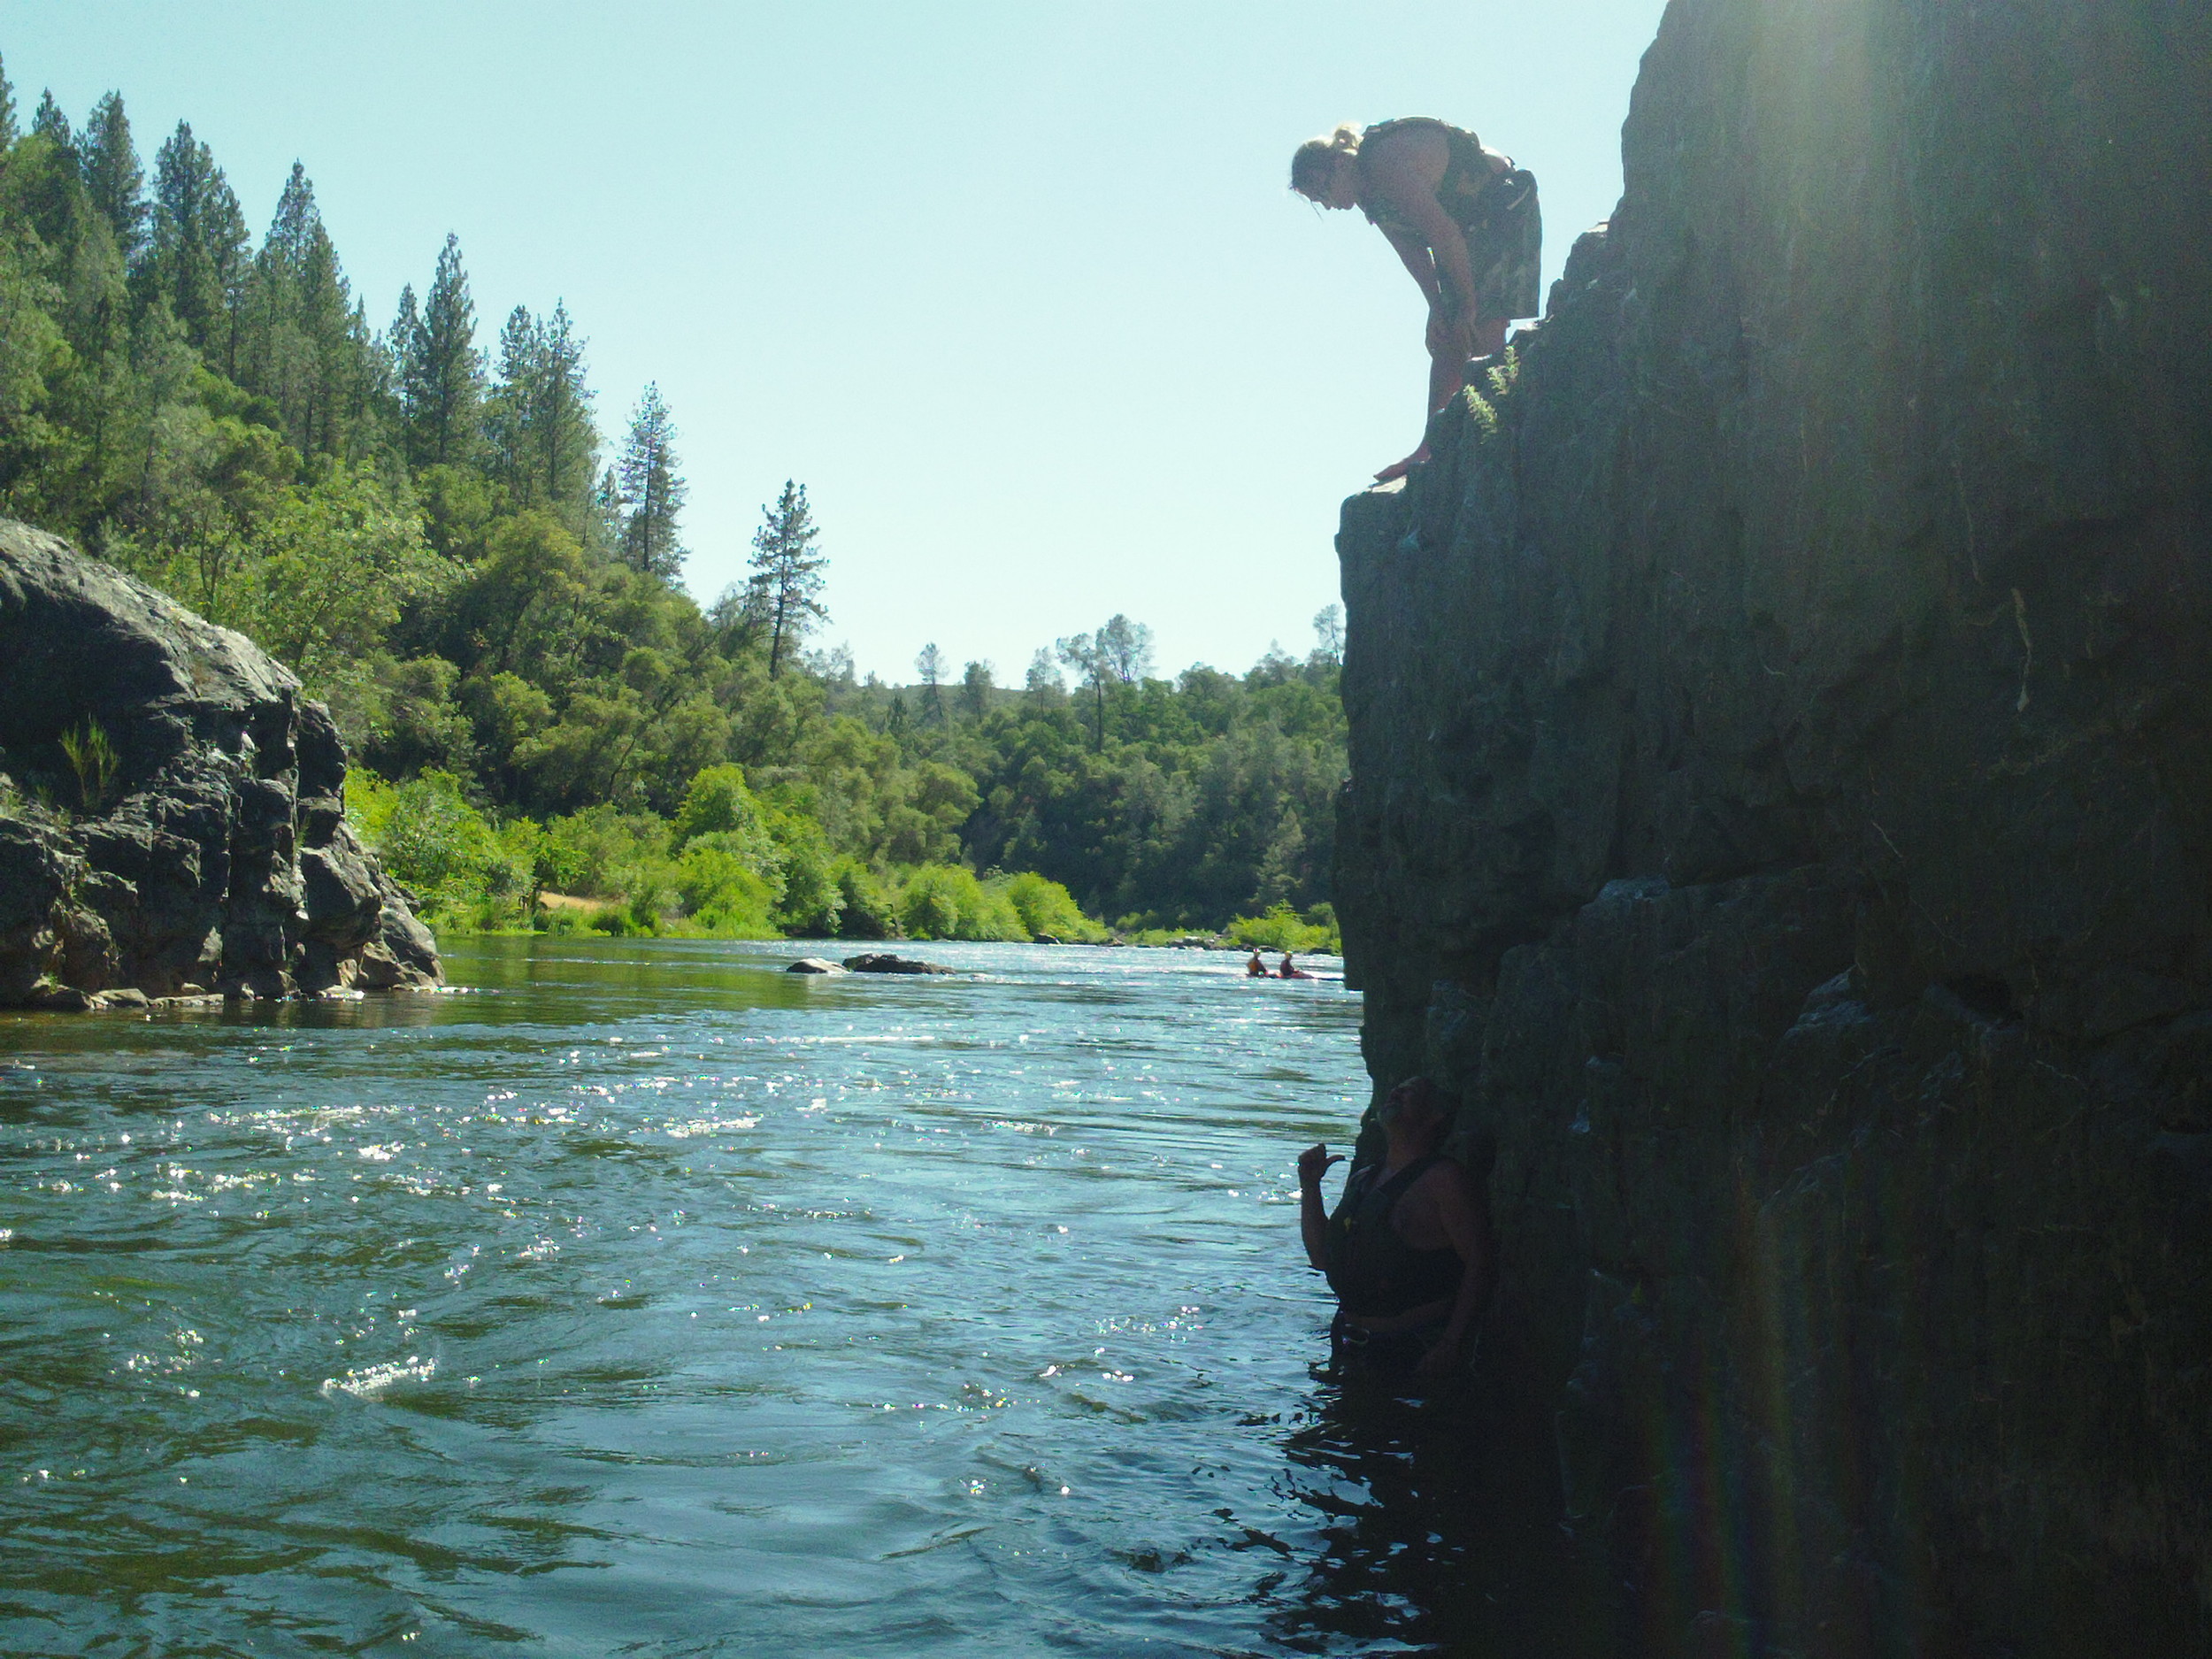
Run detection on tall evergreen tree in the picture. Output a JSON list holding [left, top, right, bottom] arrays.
[[746, 480, 827, 680], [149, 121, 245, 351], [31, 91, 72, 153], [0, 55, 17, 150], [617, 382, 686, 579], [239, 164, 361, 456], [537, 301, 594, 514], [402, 233, 482, 469], [487, 303, 541, 497], [915, 642, 947, 723], [79, 92, 146, 257], [959, 660, 995, 719]]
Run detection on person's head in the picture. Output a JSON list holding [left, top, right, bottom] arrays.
[[1376, 1075, 1451, 1148], [1290, 124, 1363, 211]]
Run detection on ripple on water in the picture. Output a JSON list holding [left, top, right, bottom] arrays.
[[0, 938, 1593, 1655]]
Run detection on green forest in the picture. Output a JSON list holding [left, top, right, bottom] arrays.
[[0, 63, 1347, 949]]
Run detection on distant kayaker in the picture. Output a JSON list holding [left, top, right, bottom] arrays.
[[1247, 949, 1270, 978], [1298, 1076, 1494, 1384], [1278, 953, 1314, 979], [1290, 118, 1540, 482]]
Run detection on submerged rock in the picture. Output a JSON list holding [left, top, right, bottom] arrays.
[[0, 519, 441, 1005], [841, 953, 953, 975], [1332, 0, 2211, 1647]]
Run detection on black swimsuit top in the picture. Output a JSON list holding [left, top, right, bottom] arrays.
[[1323, 1153, 1464, 1318]]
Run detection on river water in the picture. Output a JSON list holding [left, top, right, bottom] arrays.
[[1, 939, 1587, 1656]]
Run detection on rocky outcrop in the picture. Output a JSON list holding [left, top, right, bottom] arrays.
[[1333, 0, 2210, 1651], [0, 520, 440, 1004], [841, 953, 953, 975]]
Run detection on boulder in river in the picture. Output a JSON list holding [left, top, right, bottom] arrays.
[[841, 953, 953, 975], [786, 956, 846, 974], [0, 519, 442, 1005]]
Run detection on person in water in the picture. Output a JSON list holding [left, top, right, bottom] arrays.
[[1290, 119, 1541, 482], [1298, 1076, 1494, 1383], [1247, 949, 1269, 978], [1278, 953, 1313, 979]]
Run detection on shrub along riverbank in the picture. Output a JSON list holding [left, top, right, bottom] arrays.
[[349, 763, 1340, 949]]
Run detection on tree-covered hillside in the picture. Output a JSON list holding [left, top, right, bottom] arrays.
[[0, 61, 1345, 943]]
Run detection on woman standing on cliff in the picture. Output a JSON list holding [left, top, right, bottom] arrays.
[[1291, 119, 1541, 481]]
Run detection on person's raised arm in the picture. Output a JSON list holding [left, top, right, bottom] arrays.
[[1415, 1164, 1494, 1379], [1297, 1143, 1342, 1271]]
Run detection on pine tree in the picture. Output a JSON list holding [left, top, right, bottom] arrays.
[[915, 642, 947, 723], [0, 54, 17, 150], [746, 480, 828, 680], [487, 304, 541, 497], [150, 122, 226, 345], [617, 382, 686, 579], [31, 91, 71, 153], [80, 92, 146, 258], [537, 301, 594, 515], [402, 233, 482, 469], [959, 660, 995, 719]]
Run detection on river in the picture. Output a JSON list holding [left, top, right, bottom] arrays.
[[1, 938, 1589, 1656]]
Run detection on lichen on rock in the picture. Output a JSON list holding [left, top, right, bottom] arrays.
[[0, 518, 440, 1005]]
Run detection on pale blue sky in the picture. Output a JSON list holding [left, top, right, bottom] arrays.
[[6, 0, 1666, 681]]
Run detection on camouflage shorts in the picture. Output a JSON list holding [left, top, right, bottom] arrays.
[[1463, 169, 1542, 324]]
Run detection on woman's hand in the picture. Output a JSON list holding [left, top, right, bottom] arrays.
[[1297, 1143, 1343, 1189]]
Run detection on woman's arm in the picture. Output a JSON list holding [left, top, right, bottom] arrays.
[[1298, 1142, 1342, 1271]]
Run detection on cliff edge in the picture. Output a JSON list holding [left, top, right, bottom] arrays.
[[0, 519, 441, 1006], [1334, 0, 2210, 1650]]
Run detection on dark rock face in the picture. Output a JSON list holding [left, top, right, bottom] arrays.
[[0, 520, 441, 1004], [1333, 0, 2211, 1650]]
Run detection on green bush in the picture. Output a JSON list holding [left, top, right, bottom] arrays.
[[1002, 872, 1109, 941], [1226, 901, 1340, 955], [897, 864, 1026, 942], [675, 833, 781, 936], [539, 804, 675, 902], [348, 768, 534, 933], [833, 859, 900, 939]]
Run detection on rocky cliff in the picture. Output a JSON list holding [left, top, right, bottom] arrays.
[[0, 520, 440, 1007], [1333, 0, 2211, 1650]]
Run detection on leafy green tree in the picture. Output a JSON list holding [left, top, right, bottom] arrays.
[[617, 381, 684, 578], [746, 479, 826, 679], [241, 463, 457, 692]]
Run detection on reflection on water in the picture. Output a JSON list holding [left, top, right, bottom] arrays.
[[0, 937, 1594, 1655]]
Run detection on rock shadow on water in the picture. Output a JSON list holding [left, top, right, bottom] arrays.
[[1262, 1364, 1616, 1658]]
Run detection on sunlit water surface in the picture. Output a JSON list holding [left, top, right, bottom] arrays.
[[2, 939, 1586, 1656]]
